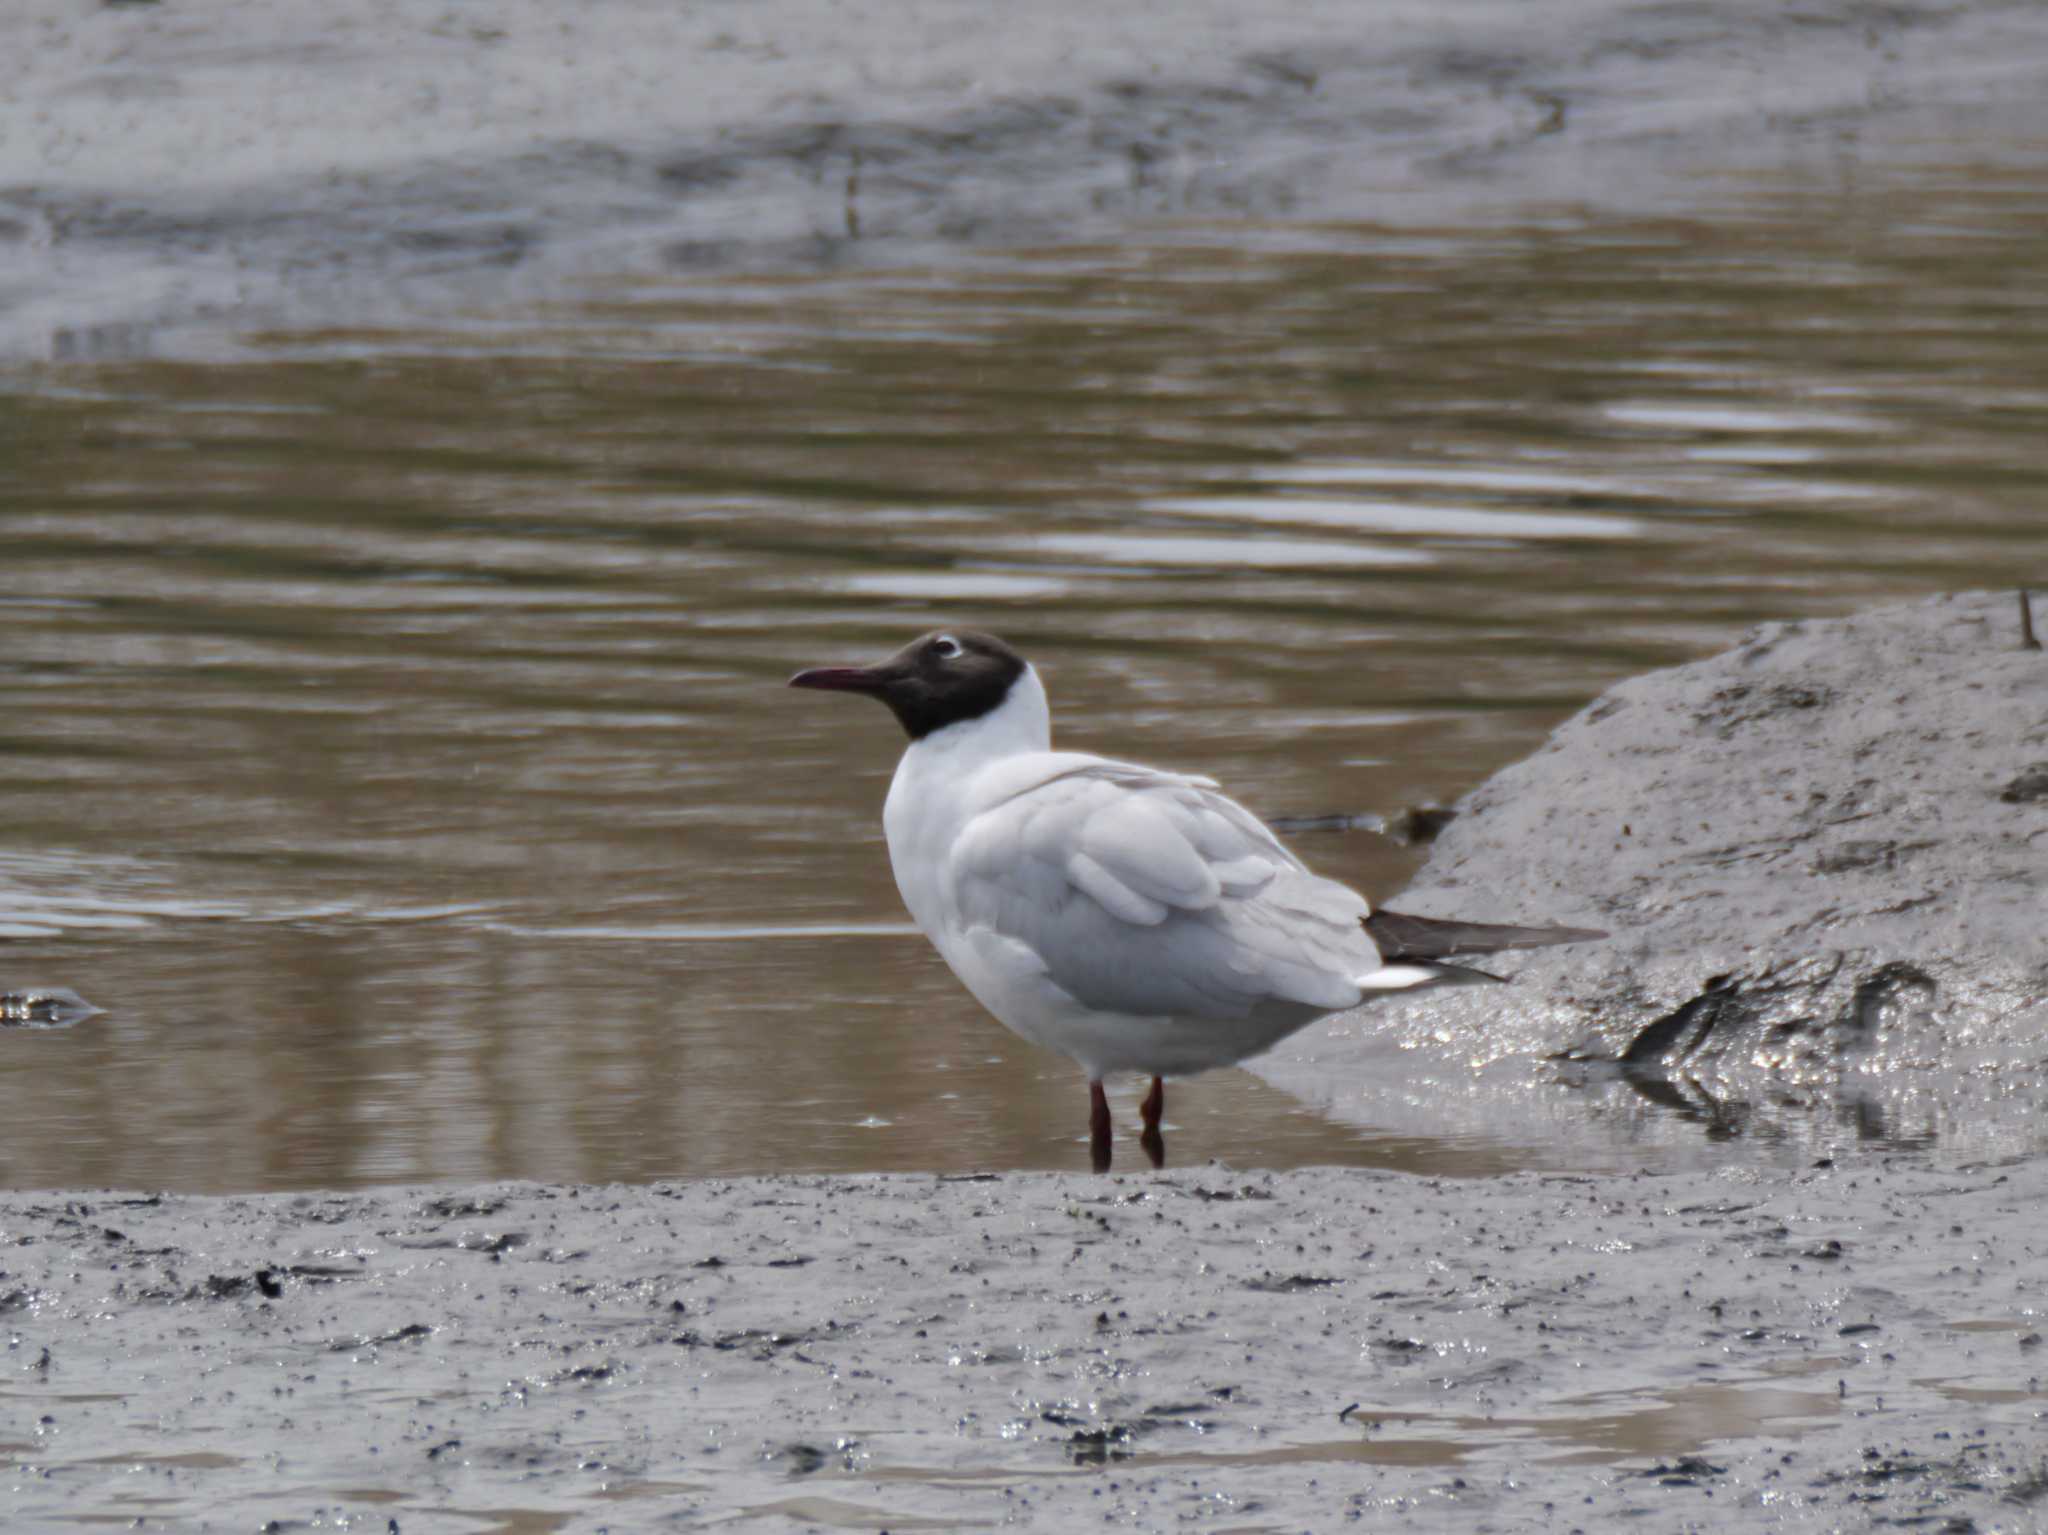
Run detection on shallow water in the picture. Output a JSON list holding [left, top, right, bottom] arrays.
[[3, 155, 2046, 1191]]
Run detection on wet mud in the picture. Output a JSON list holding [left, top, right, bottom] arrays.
[[4, 1159, 2044, 1531], [7, 0, 2048, 355], [1260, 590, 2048, 1166]]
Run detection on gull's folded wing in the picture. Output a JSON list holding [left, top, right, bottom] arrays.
[[950, 759, 1373, 1020]]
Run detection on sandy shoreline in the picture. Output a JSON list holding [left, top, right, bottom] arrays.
[[5, 1157, 2044, 1531]]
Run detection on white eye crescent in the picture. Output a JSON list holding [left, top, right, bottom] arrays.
[[932, 635, 963, 659]]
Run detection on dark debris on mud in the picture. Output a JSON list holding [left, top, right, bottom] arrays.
[[0, 988, 98, 1029]]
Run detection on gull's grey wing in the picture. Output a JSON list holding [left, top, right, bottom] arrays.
[[950, 761, 1376, 1021]]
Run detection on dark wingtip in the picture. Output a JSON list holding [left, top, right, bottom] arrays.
[[1362, 908, 1608, 961]]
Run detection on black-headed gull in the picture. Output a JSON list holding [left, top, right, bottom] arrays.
[[791, 630, 1602, 1172]]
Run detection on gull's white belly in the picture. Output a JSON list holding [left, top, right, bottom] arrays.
[[931, 921, 1321, 1080]]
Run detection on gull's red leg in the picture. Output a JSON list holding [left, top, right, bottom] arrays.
[[1139, 1075, 1165, 1169], [1089, 1079, 1112, 1174]]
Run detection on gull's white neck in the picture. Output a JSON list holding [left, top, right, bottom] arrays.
[[882, 665, 1051, 930], [921, 664, 1050, 762]]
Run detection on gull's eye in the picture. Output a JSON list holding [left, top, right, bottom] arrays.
[[931, 634, 963, 660]]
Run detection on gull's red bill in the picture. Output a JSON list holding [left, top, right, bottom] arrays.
[[788, 665, 888, 693]]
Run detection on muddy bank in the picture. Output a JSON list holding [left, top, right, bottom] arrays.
[[7, 0, 2048, 355], [4, 1158, 2044, 1532], [1260, 590, 2047, 1165]]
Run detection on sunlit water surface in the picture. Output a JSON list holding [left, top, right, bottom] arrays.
[[2, 161, 2044, 1191]]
